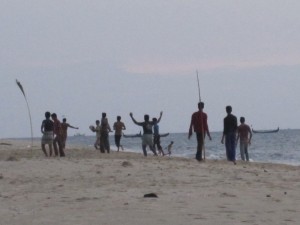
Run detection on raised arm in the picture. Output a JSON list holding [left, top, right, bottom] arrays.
[[157, 111, 163, 123], [130, 112, 139, 125]]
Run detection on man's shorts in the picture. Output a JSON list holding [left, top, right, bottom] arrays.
[[142, 134, 153, 146], [42, 131, 53, 145]]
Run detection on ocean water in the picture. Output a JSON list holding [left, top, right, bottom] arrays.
[[64, 129, 300, 166]]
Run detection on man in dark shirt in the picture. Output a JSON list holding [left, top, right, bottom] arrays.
[[41, 111, 54, 157], [188, 102, 212, 161], [130, 112, 162, 156], [100, 112, 112, 153], [221, 105, 238, 163]]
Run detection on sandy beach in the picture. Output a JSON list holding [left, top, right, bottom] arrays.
[[0, 139, 300, 225]]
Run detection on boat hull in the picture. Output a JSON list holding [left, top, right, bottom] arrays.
[[252, 127, 279, 134]]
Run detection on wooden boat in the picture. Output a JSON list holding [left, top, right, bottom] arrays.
[[252, 127, 279, 134], [74, 133, 86, 137], [123, 132, 169, 138], [159, 133, 170, 137], [123, 132, 142, 138]]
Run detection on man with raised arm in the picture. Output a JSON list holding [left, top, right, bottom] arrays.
[[130, 111, 163, 156]]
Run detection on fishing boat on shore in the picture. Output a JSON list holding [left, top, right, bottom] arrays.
[[123, 132, 169, 138], [74, 133, 86, 137], [252, 127, 279, 134], [123, 132, 142, 138]]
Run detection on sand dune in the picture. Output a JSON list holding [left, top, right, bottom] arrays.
[[0, 139, 299, 225]]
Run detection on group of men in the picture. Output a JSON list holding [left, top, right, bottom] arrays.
[[92, 111, 173, 157], [41, 110, 172, 157], [41, 102, 252, 162], [41, 112, 78, 157], [93, 113, 126, 153], [189, 102, 252, 163]]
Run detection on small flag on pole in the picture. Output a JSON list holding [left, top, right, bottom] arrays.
[[16, 80, 26, 97]]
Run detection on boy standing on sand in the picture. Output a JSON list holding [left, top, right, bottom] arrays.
[[236, 117, 252, 161], [113, 116, 126, 151], [41, 111, 54, 157], [165, 141, 174, 156]]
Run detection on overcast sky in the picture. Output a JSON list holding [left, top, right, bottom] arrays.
[[1, 0, 300, 138]]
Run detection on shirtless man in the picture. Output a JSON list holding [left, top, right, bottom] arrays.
[[61, 118, 78, 149], [113, 116, 126, 151], [51, 113, 65, 157], [236, 117, 252, 161]]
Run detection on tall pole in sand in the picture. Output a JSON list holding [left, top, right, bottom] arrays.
[[16, 80, 33, 152], [196, 70, 201, 102], [196, 71, 206, 160]]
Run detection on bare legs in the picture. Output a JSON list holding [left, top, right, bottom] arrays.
[[142, 145, 157, 156], [41, 143, 53, 157]]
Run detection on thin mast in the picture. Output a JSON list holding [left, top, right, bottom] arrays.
[[196, 70, 201, 102], [16, 79, 33, 153]]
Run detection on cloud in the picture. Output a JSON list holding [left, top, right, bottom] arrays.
[[123, 54, 300, 75]]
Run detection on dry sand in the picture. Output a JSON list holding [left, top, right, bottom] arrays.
[[0, 139, 300, 225]]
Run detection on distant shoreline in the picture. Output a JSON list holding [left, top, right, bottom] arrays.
[[2, 128, 300, 139], [0, 138, 299, 168]]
